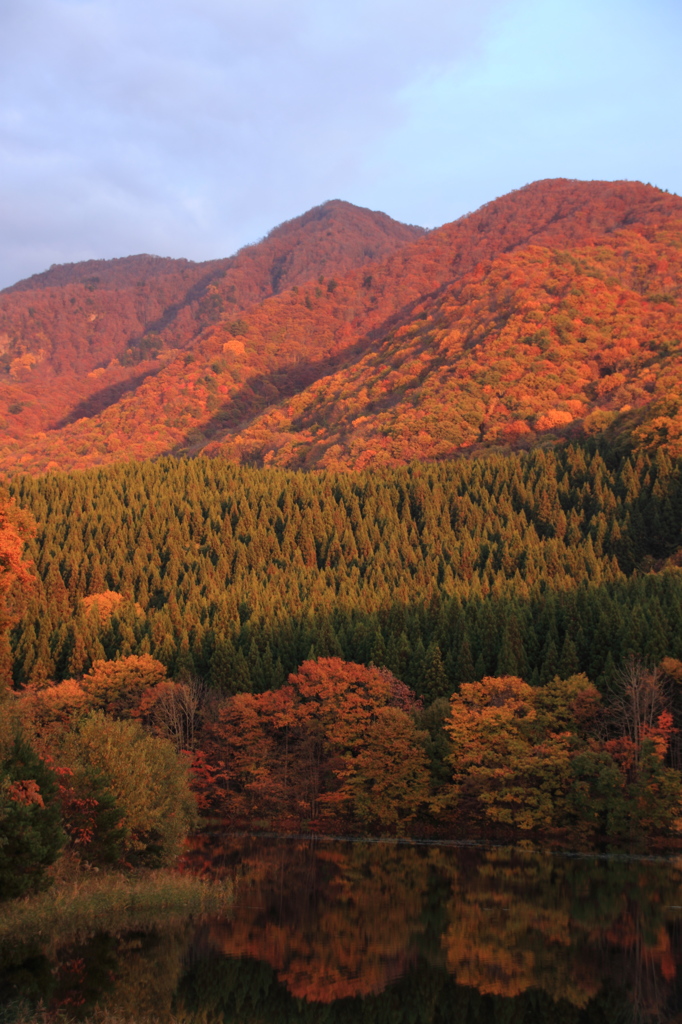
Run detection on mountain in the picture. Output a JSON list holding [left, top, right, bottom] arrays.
[[208, 201, 682, 469], [0, 201, 424, 453], [1, 179, 681, 474]]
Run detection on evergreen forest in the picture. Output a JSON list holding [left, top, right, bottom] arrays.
[[7, 442, 682, 699]]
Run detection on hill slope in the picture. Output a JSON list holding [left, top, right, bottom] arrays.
[[209, 226, 682, 468], [1, 179, 681, 473], [0, 201, 423, 447]]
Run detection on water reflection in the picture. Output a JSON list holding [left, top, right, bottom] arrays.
[[195, 838, 428, 1000], [4, 836, 682, 1022]]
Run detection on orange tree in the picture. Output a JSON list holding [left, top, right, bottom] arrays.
[[444, 673, 682, 836], [198, 657, 431, 828], [16, 655, 170, 748], [0, 497, 34, 689], [444, 675, 575, 830]]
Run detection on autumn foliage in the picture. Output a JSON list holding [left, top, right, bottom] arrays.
[[174, 834, 682, 1017], [0, 510, 197, 895], [198, 658, 430, 827], [0, 179, 681, 473], [0, 200, 422, 466], [445, 671, 680, 835]]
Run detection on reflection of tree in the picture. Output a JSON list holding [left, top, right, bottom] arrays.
[[177, 949, 638, 1024], [0, 926, 192, 1022], [195, 837, 431, 1002], [6, 840, 682, 1021], [187, 837, 682, 1019], [441, 848, 682, 1018]]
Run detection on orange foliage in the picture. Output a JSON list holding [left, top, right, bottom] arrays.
[[17, 678, 91, 737], [185, 835, 682, 1011], [81, 590, 124, 618], [79, 654, 168, 717], [0, 202, 422, 461], [15, 654, 170, 745], [198, 837, 429, 1002], [444, 675, 576, 830], [0, 179, 680, 473], [198, 657, 430, 826], [445, 672, 682, 835], [0, 499, 33, 607], [6, 778, 45, 808], [210, 231, 682, 469]]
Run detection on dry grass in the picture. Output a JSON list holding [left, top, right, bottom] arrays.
[[2, 1009, 191, 1024], [0, 868, 233, 952]]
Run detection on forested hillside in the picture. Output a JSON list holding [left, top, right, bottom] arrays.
[[7, 444, 681, 697], [0, 440, 680, 849], [3, 178, 682, 871], [208, 228, 682, 468], [0, 201, 423, 450], [1, 179, 680, 473]]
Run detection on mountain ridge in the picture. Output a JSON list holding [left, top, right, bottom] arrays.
[[0, 200, 424, 449], [1, 179, 681, 474]]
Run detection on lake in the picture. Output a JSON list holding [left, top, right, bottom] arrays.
[[3, 834, 682, 1023]]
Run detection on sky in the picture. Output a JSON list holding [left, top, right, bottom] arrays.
[[0, 0, 680, 288]]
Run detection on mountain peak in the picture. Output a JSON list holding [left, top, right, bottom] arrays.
[[1, 178, 681, 474]]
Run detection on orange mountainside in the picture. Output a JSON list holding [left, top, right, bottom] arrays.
[[1, 179, 681, 473]]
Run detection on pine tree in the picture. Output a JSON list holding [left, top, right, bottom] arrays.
[[421, 641, 449, 701], [540, 637, 559, 683], [67, 625, 89, 678], [454, 635, 476, 684], [0, 734, 66, 899], [559, 634, 580, 677], [370, 629, 387, 668]]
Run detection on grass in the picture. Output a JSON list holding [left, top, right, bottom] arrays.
[[2, 1009, 192, 1024], [0, 866, 234, 953]]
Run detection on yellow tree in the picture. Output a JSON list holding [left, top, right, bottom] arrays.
[[444, 676, 577, 830]]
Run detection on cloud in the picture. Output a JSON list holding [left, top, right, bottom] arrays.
[[0, 0, 678, 288], [0, 0, 501, 286]]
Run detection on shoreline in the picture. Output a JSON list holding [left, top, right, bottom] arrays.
[[187, 819, 682, 860], [0, 864, 234, 952]]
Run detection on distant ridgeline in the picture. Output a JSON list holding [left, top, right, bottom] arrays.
[[8, 441, 682, 696]]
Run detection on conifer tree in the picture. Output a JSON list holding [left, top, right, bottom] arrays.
[[422, 642, 449, 701], [0, 733, 66, 899]]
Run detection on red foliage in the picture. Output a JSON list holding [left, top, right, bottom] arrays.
[[196, 657, 430, 827], [6, 778, 45, 808], [0, 179, 680, 472], [51, 764, 100, 848], [0, 202, 422, 458]]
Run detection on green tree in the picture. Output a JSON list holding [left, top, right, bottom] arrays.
[[421, 641, 449, 701], [0, 728, 65, 899], [61, 714, 196, 865]]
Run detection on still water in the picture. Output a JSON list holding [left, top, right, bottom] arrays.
[[4, 834, 682, 1023]]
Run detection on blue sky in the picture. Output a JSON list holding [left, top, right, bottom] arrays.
[[0, 0, 679, 288]]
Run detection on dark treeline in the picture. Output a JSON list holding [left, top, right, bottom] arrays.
[[7, 443, 682, 699]]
